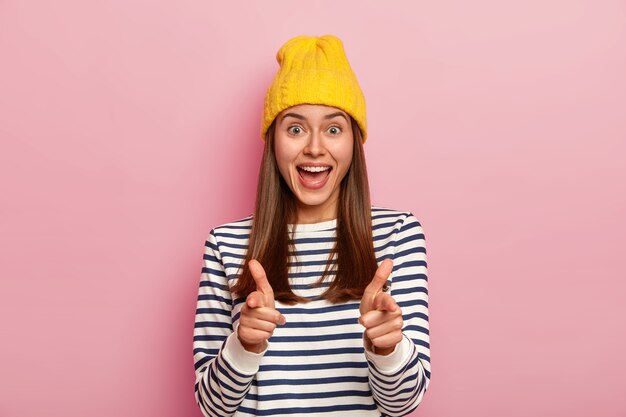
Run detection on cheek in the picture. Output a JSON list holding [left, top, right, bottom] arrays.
[[335, 144, 354, 172], [274, 138, 296, 179]]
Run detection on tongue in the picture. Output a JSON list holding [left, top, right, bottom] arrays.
[[300, 169, 329, 182]]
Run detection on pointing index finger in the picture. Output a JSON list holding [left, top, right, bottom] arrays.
[[373, 292, 399, 312]]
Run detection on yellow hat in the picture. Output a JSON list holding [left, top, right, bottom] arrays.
[[260, 34, 367, 142]]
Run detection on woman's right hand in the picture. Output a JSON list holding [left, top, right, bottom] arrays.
[[237, 259, 287, 353]]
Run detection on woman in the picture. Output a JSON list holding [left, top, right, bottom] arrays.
[[193, 34, 430, 417]]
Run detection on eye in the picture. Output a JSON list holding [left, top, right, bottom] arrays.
[[328, 126, 342, 135], [287, 125, 304, 135]]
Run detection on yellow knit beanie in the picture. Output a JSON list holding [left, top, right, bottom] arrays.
[[260, 34, 367, 142]]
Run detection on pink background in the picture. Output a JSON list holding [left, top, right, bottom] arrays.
[[1, 1, 625, 416]]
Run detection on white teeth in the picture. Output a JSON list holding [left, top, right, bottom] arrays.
[[300, 166, 330, 173]]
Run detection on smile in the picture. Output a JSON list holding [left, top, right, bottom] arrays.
[[297, 165, 332, 190]]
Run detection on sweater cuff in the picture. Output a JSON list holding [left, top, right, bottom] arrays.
[[364, 334, 411, 374], [221, 332, 267, 374]]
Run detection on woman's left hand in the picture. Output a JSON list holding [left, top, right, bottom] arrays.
[[359, 259, 403, 356]]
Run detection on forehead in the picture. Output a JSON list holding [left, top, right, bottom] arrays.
[[277, 104, 348, 120]]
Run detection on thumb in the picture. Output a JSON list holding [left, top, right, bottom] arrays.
[[248, 259, 275, 308], [366, 258, 394, 294], [361, 259, 393, 313]]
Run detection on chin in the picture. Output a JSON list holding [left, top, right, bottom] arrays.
[[296, 194, 331, 207]]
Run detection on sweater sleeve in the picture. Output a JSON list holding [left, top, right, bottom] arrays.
[[193, 229, 264, 417], [365, 213, 431, 416]]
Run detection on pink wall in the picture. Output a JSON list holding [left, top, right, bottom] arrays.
[[1, 1, 625, 416]]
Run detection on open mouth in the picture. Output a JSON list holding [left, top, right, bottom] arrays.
[[297, 165, 332, 187]]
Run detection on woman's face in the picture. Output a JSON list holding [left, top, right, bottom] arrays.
[[274, 104, 354, 223]]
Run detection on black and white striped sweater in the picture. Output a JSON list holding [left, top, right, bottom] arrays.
[[193, 206, 431, 417]]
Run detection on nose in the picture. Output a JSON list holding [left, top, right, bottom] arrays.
[[303, 129, 326, 157]]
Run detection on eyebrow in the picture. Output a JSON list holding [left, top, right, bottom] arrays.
[[280, 111, 348, 123]]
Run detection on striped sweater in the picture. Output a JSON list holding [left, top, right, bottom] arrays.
[[193, 206, 431, 417]]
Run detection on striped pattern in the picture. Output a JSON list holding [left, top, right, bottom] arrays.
[[193, 206, 430, 417]]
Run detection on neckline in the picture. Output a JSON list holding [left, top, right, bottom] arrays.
[[288, 218, 337, 233]]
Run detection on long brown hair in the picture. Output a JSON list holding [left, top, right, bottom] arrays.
[[231, 117, 378, 304]]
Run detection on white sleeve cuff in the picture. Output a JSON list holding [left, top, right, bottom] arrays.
[[364, 334, 411, 374], [221, 332, 267, 375]]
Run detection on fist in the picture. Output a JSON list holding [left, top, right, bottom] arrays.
[[237, 259, 286, 353], [359, 259, 403, 356]]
